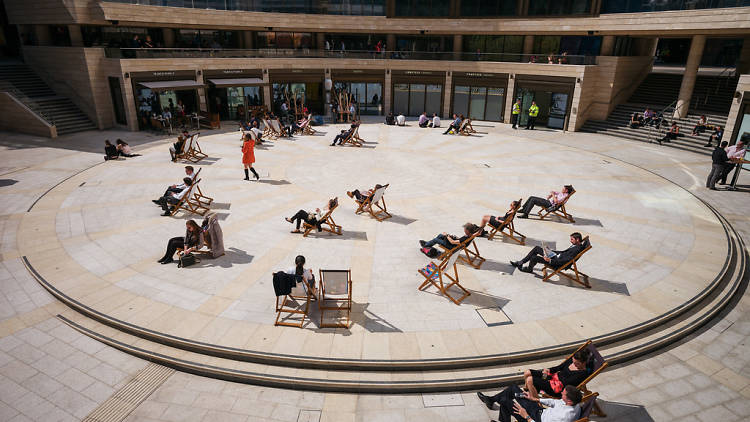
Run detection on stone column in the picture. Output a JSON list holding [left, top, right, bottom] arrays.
[[442, 72, 452, 119], [504, 77, 515, 124], [674, 35, 706, 119], [121, 76, 139, 131], [316, 32, 325, 50], [197, 70, 207, 113], [383, 70, 392, 116], [453, 34, 462, 60], [243, 31, 254, 49], [386, 33, 396, 52], [522, 35, 534, 56], [600, 35, 615, 56], [33, 25, 51, 46], [162, 28, 175, 48], [736, 36, 750, 74], [262, 69, 271, 107], [68, 25, 83, 47]]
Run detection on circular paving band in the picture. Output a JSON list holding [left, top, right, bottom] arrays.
[[17, 123, 748, 391]]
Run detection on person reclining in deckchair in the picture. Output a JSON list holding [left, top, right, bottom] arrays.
[[479, 200, 520, 236], [419, 223, 480, 256], [521, 348, 592, 400], [510, 232, 585, 273], [477, 384, 583, 422], [157, 177, 193, 216], [153, 166, 196, 206], [518, 185, 574, 219], [347, 184, 384, 203], [331, 122, 358, 146], [285, 198, 337, 234]]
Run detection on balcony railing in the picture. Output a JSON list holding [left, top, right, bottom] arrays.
[[105, 48, 597, 65], [103, 0, 386, 15]]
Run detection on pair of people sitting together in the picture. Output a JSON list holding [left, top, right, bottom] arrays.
[[157, 214, 225, 264], [285, 198, 337, 233], [104, 139, 140, 161], [477, 349, 591, 422], [153, 166, 196, 216]]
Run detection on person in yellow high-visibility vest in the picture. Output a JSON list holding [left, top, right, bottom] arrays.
[[511, 99, 521, 129], [526, 101, 539, 130]]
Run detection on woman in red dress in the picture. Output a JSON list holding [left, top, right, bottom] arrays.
[[242, 133, 260, 181]]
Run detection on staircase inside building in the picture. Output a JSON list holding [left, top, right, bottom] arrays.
[[0, 62, 97, 135], [581, 71, 739, 155]]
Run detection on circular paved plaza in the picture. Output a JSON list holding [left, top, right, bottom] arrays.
[[16, 120, 730, 362]]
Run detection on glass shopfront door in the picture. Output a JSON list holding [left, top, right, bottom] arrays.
[[514, 85, 571, 129], [452, 85, 505, 121], [392, 82, 443, 117], [333, 82, 383, 115]]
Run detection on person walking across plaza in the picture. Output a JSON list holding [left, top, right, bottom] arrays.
[[526, 101, 539, 130], [241, 133, 260, 181], [707, 141, 729, 190], [511, 99, 521, 129]]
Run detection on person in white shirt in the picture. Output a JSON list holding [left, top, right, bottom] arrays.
[[429, 113, 441, 128], [477, 384, 583, 422], [396, 114, 406, 126], [158, 177, 193, 216], [720, 136, 747, 185], [154, 166, 195, 204], [349, 104, 356, 119], [518, 185, 574, 218]]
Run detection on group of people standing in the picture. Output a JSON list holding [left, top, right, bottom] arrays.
[[707, 134, 747, 190], [511, 99, 540, 130]]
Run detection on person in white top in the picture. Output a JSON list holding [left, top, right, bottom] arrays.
[[477, 384, 582, 422], [429, 113, 441, 128], [396, 114, 406, 126], [158, 177, 193, 216], [285, 198, 337, 233], [720, 136, 747, 185], [518, 185, 574, 218], [154, 166, 195, 205]]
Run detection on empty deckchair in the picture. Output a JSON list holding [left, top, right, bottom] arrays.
[[303, 198, 342, 237], [262, 118, 277, 139], [269, 119, 288, 138], [418, 246, 469, 305], [354, 184, 391, 221], [487, 198, 526, 245], [318, 269, 352, 328], [541, 236, 591, 288], [538, 190, 576, 223]]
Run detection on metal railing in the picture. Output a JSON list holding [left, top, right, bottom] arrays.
[[105, 47, 597, 65], [647, 100, 678, 144], [102, 0, 386, 15], [0, 80, 56, 125]]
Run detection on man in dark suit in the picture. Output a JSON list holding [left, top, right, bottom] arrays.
[[510, 232, 585, 273]]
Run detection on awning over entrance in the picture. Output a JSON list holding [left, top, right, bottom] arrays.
[[138, 80, 204, 91], [208, 78, 265, 87]]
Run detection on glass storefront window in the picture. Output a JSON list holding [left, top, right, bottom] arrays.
[[366, 83, 382, 115], [453, 86, 470, 117], [469, 87, 487, 120], [528, 0, 591, 15], [393, 84, 409, 115], [395, 0, 451, 16], [244, 86, 262, 106], [460, 0, 517, 16], [409, 84, 426, 116], [134, 87, 197, 130], [485, 88, 505, 121], [425, 85, 442, 116], [257, 32, 312, 49], [602, 0, 750, 14]]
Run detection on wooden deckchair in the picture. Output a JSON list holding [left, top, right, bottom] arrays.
[[269, 119, 288, 138], [170, 178, 210, 217], [574, 392, 600, 422], [418, 246, 469, 305], [318, 269, 352, 328], [355, 184, 391, 221], [302, 198, 342, 237], [352, 122, 364, 142], [538, 190, 576, 223], [297, 115, 317, 135], [340, 127, 362, 147], [437, 230, 485, 269], [182, 133, 207, 163], [261, 118, 276, 139], [486, 199, 526, 245], [275, 275, 315, 328], [174, 134, 192, 162], [458, 119, 471, 136], [541, 236, 591, 288], [190, 168, 213, 207], [542, 340, 609, 418]]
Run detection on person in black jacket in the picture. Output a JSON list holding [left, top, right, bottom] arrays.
[[510, 232, 585, 273], [522, 349, 591, 400], [707, 141, 729, 190]]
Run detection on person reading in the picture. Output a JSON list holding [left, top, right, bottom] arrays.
[[510, 232, 585, 273], [476, 384, 583, 422]]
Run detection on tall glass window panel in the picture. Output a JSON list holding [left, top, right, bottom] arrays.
[[485, 87, 504, 122], [243, 86, 262, 106], [366, 83, 382, 114], [409, 84, 426, 116], [469, 87, 487, 120], [425, 84, 442, 116], [393, 84, 409, 115], [548, 93, 569, 130], [453, 86, 470, 118]]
